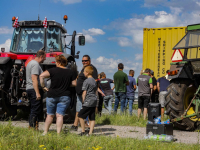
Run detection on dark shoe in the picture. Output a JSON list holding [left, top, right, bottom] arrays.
[[79, 132, 87, 136], [70, 125, 78, 131], [85, 128, 90, 133], [29, 116, 37, 128]]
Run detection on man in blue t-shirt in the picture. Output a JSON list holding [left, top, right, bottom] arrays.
[[157, 70, 170, 120], [125, 70, 136, 115]]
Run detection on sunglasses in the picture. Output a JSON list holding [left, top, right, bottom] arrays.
[[82, 60, 89, 62]]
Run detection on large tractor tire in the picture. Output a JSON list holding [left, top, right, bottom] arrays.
[[165, 79, 200, 130], [0, 61, 17, 120]]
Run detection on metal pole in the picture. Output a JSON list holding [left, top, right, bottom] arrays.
[[71, 31, 76, 57]]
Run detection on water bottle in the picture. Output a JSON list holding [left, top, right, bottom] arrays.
[[144, 135, 149, 139], [161, 119, 170, 124], [149, 135, 158, 140], [164, 119, 170, 124], [165, 135, 174, 141], [154, 116, 161, 124], [147, 120, 153, 124], [144, 134, 174, 142]]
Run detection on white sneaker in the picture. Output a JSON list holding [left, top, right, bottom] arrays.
[[41, 132, 47, 136]]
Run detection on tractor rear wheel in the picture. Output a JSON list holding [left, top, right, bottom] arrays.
[[165, 79, 200, 130]]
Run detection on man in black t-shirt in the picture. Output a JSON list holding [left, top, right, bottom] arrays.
[[150, 70, 159, 103], [71, 55, 104, 131]]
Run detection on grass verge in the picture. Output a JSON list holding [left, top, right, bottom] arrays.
[[0, 122, 199, 150], [96, 113, 170, 127], [96, 114, 147, 127]]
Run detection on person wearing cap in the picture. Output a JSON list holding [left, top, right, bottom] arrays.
[[157, 71, 170, 120], [137, 68, 153, 119], [150, 70, 159, 103]]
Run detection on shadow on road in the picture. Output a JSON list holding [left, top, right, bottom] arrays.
[[96, 118, 111, 125]]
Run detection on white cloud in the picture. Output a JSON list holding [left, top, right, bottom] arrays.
[[0, 39, 11, 52], [77, 28, 105, 44], [83, 28, 105, 36], [108, 37, 132, 47], [92, 56, 142, 73], [135, 54, 143, 60], [144, 0, 200, 12], [65, 33, 96, 45], [0, 27, 13, 34], [53, 0, 82, 5], [197, 2, 200, 6], [105, 7, 200, 48], [84, 34, 96, 43]]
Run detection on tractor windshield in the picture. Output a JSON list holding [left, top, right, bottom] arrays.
[[173, 30, 200, 59], [173, 30, 200, 49], [10, 28, 44, 53], [46, 27, 64, 52]]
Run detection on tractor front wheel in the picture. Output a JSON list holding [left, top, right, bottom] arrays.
[[165, 79, 200, 130]]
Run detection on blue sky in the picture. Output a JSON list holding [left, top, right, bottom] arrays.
[[0, 0, 200, 79]]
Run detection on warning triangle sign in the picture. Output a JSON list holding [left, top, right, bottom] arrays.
[[171, 49, 183, 62]]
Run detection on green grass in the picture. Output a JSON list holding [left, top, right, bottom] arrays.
[[96, 114, 147, 127], [96, 113, 170, 127], [0, 122, 199, 150], [103, 103, 138, 109]]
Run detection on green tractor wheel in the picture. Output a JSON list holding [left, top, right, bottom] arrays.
[[165, 79, 200, 130]]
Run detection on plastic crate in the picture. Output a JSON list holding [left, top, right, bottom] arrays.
[[146, 123, 173, 135]]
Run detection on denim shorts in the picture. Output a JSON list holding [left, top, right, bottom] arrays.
[[46, 96, 71, 116], [159, 91, 168, 108], [76, 94, 82, 112]]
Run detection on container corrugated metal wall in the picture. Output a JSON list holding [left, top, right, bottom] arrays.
[[143, 27, 187, 78]]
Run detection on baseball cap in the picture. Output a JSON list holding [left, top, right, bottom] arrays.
[[150, 70, 154, 75]]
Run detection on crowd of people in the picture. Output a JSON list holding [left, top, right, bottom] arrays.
[[26, 50, 170, 136]]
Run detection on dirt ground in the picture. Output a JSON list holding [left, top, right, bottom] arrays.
[[2, 121, 200, 144]]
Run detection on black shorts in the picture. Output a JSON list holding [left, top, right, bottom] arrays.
[[138, 96, 150, 109], [78, 106, 96, 121]]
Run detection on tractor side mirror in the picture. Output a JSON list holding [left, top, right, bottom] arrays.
[[1, 48, 5, 53], [79, 36, 85, 46]]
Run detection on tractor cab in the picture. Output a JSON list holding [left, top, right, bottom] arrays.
[[10, 20, 66, 54], [173, 24, 200, 61], [168, 24, 200, 82]]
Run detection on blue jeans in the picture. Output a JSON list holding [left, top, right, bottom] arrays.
[[114, 92, 126, 113], [46, 96, 71, 116], [103, 95, 113, 114], [27, 89, 44, 127], [76, 94, 82, 112], [125, 96, 135, 115]]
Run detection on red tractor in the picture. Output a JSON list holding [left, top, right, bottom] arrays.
[[0, 16, 85, 121]]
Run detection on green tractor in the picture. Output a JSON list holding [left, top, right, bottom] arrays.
[[166, 24, 200, 130]]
